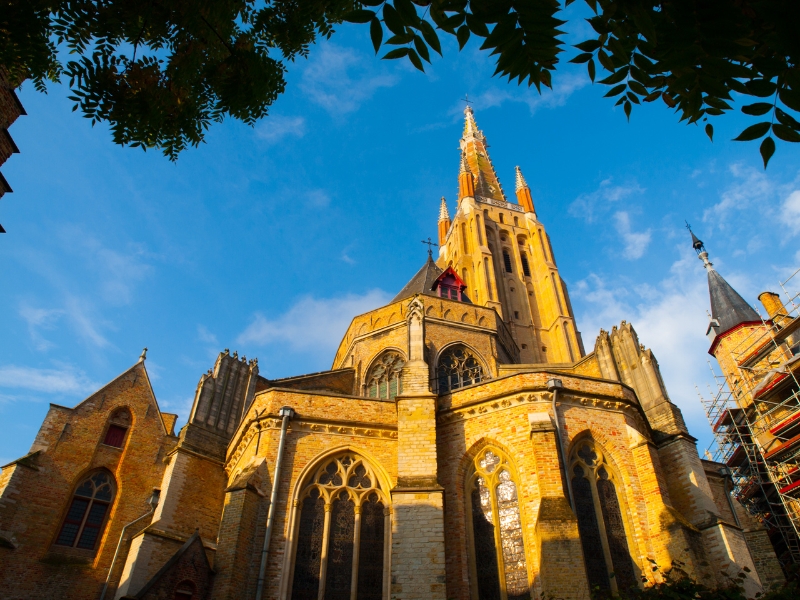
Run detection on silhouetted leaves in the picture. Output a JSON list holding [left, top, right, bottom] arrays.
[[5, 0, 800, 163]]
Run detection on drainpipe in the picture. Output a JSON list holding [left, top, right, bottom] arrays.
[[255, 406, 295, 600], [547, 378, 575, 512], [99, 489, 160, 600]]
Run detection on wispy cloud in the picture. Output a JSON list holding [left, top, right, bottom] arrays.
[[19, 304, 64, 351], [299, 44, 398, 116], [702, 163, 773, 225], [0, 365, 100, 395], [306, 189, 331, 208], [256, 115, 306, 145], [571, 250, 714, 435], [197, 325, 218, 346], [569, 177, 645, 223], [237, 289, 391, 356], [613, 211, 652, 260], [783, 189, 800, 235]]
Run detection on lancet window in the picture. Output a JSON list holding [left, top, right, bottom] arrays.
[[55, 471, 115, 551], [503, 250, 513, 273], [290, 453, 388, 600], [520, 254, 531, 277], [437, 345, 485, 393], [364, 352, 405, 400], [570, 440, 637, 593], [466, 448, 530, 600], [103, 407, 131, 448]]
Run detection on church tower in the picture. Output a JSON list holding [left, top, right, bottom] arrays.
[[437, 106, 584, 364]]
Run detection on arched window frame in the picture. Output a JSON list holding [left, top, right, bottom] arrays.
[[464, 445, 531, 600], [54, 470, 116, 553], [568, 438, 638, 594], [285, 451, 391, 600], [502, 249, 513, 274], [435, 344, 488, 394], [102, 406, 132, 448], [363, 350, 406, 400], [520, 253, 531, 278]]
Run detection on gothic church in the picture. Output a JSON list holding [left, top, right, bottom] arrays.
[[0, 108, 783, 600]]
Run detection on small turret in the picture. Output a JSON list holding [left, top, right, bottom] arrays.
[[458, 152, 475, 200], [515, 166, 535, 213], [437, 197, 451, 247]]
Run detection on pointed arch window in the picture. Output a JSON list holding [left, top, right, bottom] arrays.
[[364, 352, 405, 400], [290, 453, 388, 600], [55, 471, 115, 551], [502, 250, 513, 273], [466, 448, 530, 600], [570, 440, 637, 593], [437, 346, 485, 393], [520, 254, 531, 277], [103, 407, 131, 448]]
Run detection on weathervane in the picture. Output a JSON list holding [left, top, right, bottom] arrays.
[[421, 237, 438, 258]]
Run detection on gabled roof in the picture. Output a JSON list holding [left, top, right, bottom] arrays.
[[391, 258, 473, 304], [707, 268, 761, 336], [391, 256, 443, 303]]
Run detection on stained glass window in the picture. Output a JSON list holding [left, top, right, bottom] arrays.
[[55, 471, 115, 551], [437, 346, 485, 393], [365, 352, 405, 400], [467, 448, 530, 600], [570, 440, 637, 594], [291, 453, 388, 600]]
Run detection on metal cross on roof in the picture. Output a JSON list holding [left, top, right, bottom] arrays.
[[421, 237, 438, 258], [461, 94, 473, 108]]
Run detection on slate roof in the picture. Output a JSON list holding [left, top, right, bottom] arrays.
[[707, 268, 760, 336], [391, 256, 444, 303]]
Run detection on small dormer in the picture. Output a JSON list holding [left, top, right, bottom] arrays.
[[432, 267, 472, 303]]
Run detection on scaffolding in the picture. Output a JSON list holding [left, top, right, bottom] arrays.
[[700, 267, 800, 566]]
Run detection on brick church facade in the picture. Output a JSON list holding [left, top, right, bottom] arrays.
[[0, 108, 784, 599]]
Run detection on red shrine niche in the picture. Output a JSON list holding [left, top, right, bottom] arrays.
[[432, 267, 468, 302]]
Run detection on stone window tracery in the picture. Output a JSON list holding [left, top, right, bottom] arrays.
[[291, 453, 388, 600], [437, 346, 485, 393], [364, 352, 405, 400], [466, 448, 530, 600], [570, 440, 637, 593], [55, 471, 115, 551]]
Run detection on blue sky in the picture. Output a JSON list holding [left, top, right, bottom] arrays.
[[3, 15, 800, 466]]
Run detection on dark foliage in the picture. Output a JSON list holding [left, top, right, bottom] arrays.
[[3, 0, 799, 163]]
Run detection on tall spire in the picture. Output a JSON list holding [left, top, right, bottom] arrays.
[[689, 228, 760, 340], [459, 106, 506, 202], [438, 197, 451, 247], [458, 151, 475, 200]]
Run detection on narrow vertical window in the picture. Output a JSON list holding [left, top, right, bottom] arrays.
[[325, 495, 355, 600], [102, 407, 131, 448], [292, 487, 325, 600], [499, 213, 504, 224], [462, 223, 469, 254], [357, 493, 385, 600], [538, 229, 548, 261], [563, 323, 575, 362], [570, 441, 636, 593], [467, 448, 529, 600], [291, 455, 388, 600], [503, 250, 513, 273], [55, 471, 115, 551], [476, 214, 484, 245], [551, 274, 565, 314], [520, 254, 531, 277], [484, 258, 494, 300]]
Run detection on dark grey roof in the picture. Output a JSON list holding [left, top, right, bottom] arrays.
[[391, 257, 473, 304], [707, 268, 760, 336], [392, 256, 444, 303]]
